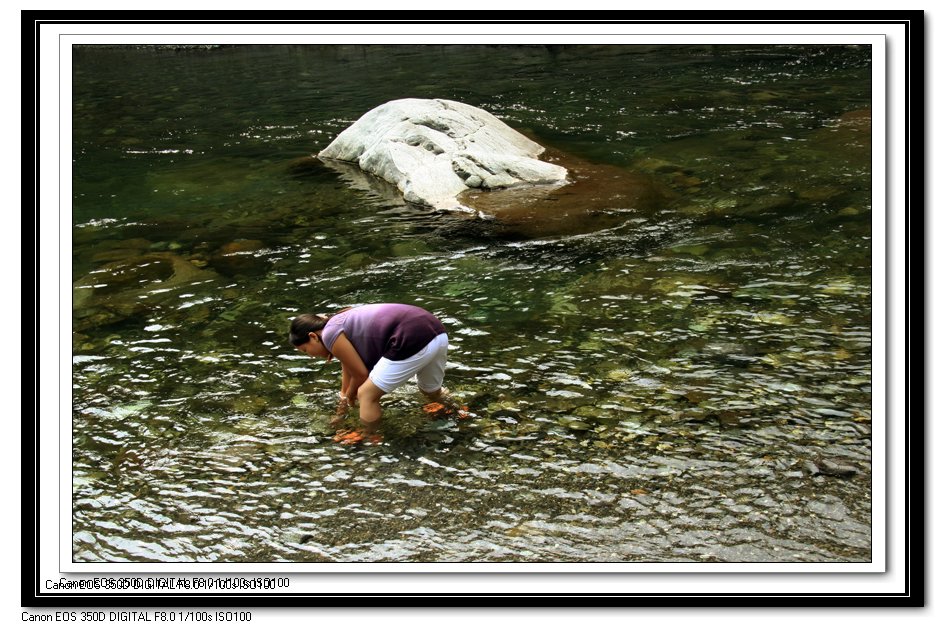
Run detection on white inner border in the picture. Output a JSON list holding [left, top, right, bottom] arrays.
[[37, 20, 906, 597]]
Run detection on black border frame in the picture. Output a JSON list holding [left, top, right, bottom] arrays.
[[24, 10, 924, 608]]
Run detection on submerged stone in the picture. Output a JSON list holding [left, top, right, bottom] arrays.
[[605, 369, 633, 382], [809, 108, 871, 167], [811, 458, 859, 478], [666, 243, 711, 257], [210, 239, 268, 276], [458, 148, 672, 238], [560, 418, 592, 431], [72, 252, 218, 331], [752, 312, 793, 326]]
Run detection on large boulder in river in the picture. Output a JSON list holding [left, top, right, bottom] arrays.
[[318, 98, 569, 210]]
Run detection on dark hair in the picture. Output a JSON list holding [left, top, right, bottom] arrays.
[[288, 313, 331, 346], [288, 307, 353, 346]]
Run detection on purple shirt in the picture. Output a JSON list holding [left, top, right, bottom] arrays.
[[321, 304, 446, 370]]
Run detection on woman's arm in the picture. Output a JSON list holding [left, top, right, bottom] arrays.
[[329, 332, 369, 405], [340, 363, 352, 399]]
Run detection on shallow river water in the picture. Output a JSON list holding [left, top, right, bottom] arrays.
[[71, 44, 873, 563]]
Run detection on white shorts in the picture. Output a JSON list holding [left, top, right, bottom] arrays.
[[369, 333, 449, 394]]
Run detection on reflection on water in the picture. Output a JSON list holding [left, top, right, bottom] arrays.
[[72, 44, 872, 563]]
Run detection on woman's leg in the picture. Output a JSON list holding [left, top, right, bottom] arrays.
[[416, 334, 449, 397], [356, 379, 386, 434], [359, 333, 450, 431]]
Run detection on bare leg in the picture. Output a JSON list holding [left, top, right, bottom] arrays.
[[357, 379, 386, 434], [421, 386, 445, 401]]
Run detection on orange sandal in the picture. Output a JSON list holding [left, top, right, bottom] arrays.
[[424, 402, 471, 419], [333, 429, 361, 443], [333, 429, 382, 445]]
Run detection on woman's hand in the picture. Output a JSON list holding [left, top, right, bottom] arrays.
[[330, 332, 369, 406], [330, 395, 350, 427]]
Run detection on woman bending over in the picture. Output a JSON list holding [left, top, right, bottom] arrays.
[[290, 303, 452, 435]]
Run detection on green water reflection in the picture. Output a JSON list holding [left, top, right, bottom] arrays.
[[72, 44, 872, 563]]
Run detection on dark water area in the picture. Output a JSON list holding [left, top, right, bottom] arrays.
[[71, 44, 873, 563]]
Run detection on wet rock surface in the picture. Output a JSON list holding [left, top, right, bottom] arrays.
[[318, 98, 568, 211]]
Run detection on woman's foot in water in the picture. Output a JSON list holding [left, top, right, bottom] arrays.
[[421, 388, 470, 419]]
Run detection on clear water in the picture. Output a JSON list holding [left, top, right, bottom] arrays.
[[71, 44, 873, 563]]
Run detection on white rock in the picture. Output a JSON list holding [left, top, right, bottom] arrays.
[[318, 98, 569, 210]]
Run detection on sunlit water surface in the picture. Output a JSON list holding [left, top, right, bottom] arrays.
[[72, 44, 872, 563]]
